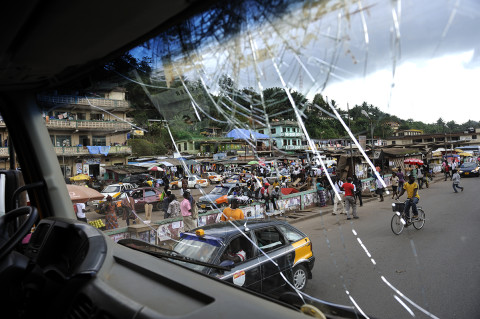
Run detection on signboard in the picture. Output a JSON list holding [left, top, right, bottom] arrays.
[[133, 130, 144, 136]]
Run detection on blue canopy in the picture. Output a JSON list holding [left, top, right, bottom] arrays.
[[226, 128, 270, 140]]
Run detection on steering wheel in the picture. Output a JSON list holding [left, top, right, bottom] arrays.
[[0, 206, 38, 260]]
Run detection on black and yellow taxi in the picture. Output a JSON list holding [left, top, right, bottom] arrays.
[[172, 220, 315, 294]]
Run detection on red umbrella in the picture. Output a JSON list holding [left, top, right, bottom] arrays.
[[404, 158, 424, 166], [149, 166, 164, 172]]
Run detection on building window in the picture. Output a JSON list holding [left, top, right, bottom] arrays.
[[259, 130, 264, 134], [283, 139, 287, 146], [90, 113, 103, 121], [282, 127, 286, 133], [270, 128, 276, 134], [292, 139, 297, 145], [92, 136, 106, 146], [79, 135, 90, 146], [392, 141, 396, 145], [77, 113, 86, 120], [56, 135, 71, 147], [178, 144, 181, 151], [184, 142, 187, 150], [472, 135, 477, 139]]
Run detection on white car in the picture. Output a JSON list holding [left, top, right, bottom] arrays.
[[170, 175, 209, 189], [205, 172, 223, 184], [91, 183, 135, 205]]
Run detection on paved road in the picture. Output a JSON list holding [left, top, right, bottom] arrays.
[[293, 176, 480, 318]]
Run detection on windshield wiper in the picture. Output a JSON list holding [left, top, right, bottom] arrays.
[[117, 238, 229, 271]]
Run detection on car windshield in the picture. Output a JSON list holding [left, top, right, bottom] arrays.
[[210, 187, 229, 195], [173, 237, 222, 271], [102, 185, 121, 193], [7, 0, 480, 318]]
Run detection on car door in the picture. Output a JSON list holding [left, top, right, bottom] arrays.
[[188, 177, 196, 188], [131, 189, 145, 211], [215, 233, 262, 293], [253, 226, 294, 295]]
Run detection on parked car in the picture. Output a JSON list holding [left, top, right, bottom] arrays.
[[197, 183, 240, 209], [172, 220, 315, 294], [458, 162, 480, 177], [96, 187, 163, 213], [170, 175, 209, 189], [204, 172, 223, 184], [265, 173, 292, 184], [91, 182, 136, 205], [122, 174, 154, 186]]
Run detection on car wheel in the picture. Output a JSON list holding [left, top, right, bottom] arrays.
[[195, 184, 200, 189], [292, 264, 308, 291], [154, 202, 162, 211]]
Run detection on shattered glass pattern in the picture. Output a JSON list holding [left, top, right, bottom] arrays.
[[63, 0, 480, 317]]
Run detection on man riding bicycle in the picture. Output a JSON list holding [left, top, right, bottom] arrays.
[[396, 174, 419, 221]]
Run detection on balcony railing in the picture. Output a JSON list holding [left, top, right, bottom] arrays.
[[46, 119, 132, 131], [38, 95, 130, 108], [283, 145, 308, 150], [0, 147, 8, 157], [278, 132, 303, 137], [54, 146, 132, 156]]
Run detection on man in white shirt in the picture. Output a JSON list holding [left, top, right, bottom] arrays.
[[332, 178, 346, 215]]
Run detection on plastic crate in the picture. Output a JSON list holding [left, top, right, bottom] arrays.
[[392, 202, 405, 212]]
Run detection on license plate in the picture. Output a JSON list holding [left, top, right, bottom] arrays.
[[201, 204, 206, 208], [465, 172, 469, 175]]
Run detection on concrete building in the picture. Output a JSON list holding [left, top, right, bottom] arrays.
[[255, 120, 307, 151], [28, 89, 134, 178]]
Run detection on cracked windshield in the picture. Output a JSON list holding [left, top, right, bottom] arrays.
[[39, 0, 479, 317]]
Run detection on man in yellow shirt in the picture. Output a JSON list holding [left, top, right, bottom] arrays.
[[221, 198, 245, 221], [396, 174, 420, 220]]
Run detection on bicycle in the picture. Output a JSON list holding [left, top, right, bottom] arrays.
[[391, 200, 425, 235]]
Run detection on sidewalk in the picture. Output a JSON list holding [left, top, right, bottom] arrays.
[[286, 174, 445, 225]]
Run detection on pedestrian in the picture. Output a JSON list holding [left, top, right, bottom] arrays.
[[397, 168, 405, 191], [417, 166, 424, 189], [162, 174, 169, 192], [181, 176, 188, 195], [332, 177, 346, 215], [167, 194, 180, 217], [352, 175, 363, 207], [342, 177, 358, 220], [316, 177, 326, 207], [391, 172, 399, 199], [260, 182, 271, 211], [180, 191, 196, 231], [104, 195, 119, 230], [121, 192, 136, 226], [443, 161, 450, 181], [452, 169, 464, 193], [74, 202, 87, 223], [376, 175, 385, 202], [221, 198, 245, 221], [271, 185, 281, 211], [162, 190, 172, 219]]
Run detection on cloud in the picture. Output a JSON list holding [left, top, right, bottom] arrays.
[[323, 51, 478, 124]]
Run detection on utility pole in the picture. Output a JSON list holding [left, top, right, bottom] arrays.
[[348, 103, 354, 177]]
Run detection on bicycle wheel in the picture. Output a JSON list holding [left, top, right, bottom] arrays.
[[413, 209, 425, 230], [391, 213, 404, 235]]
